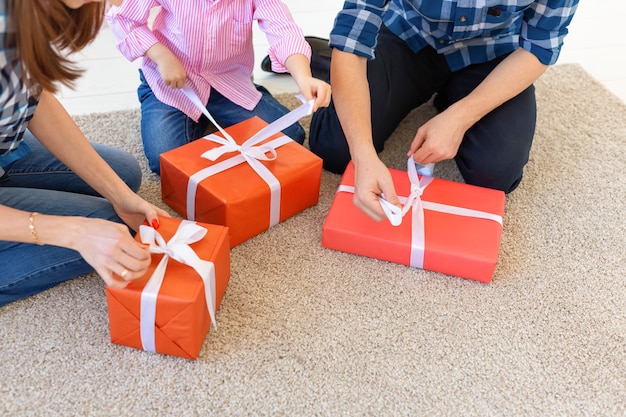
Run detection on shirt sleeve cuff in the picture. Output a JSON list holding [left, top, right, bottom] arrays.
[[111, 25, 160, 62], [267, 38, 312, 73]]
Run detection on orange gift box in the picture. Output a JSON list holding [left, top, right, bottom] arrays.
[[160, 116, 323, 247], [106, 216, 230, 359], [322, 162, 506, 283]]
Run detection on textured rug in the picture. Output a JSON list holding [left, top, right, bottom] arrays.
[[1, 64, 625, 417]]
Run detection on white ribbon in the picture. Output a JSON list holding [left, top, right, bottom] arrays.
[[181, 86, 313, 226], [138, 220, 217, 353], [377, 160, 435, 227], [338, 158, 503, 269]]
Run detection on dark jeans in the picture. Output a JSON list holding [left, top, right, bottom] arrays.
[[309, 27, 536, 193]]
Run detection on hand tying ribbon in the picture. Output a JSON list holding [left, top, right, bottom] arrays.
[[182, 85, 313, 163], [138, 220, 217, 353], [181, 85, 314, 226], [337, 158, 502, 269], [377, 159, 435, 226]]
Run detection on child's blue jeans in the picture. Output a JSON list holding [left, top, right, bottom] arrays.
[[137, 70, 306, 175]]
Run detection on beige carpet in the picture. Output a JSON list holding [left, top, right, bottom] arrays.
[[1, 64, 625, 416]]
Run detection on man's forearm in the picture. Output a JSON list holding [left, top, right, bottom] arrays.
[[450, 48, 548, 130], [330, 49, 378, 165]]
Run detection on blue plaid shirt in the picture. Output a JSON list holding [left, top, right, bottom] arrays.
[[0, 0, 38, 176], [329, 0, 579, 71]]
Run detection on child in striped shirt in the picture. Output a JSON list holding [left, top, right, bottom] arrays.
[[106, 0, 331, 174]]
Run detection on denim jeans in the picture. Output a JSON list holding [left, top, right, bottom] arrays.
[[137, 70, 306, 174], [0, 132, 143, 307], [309, 26, 536, 193]]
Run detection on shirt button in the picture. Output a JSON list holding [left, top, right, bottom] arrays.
[[438, 39, 446, 45], [459, 16, 467, 23]]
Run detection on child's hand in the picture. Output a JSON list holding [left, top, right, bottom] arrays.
[[145, 43, 187, 89], [296, 76, 332, 112], [285, 54, 332, 111], [157, 55, 187, 89]]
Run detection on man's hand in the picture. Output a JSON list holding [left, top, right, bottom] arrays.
[[407, 105, 468, 165], [352, 154, 401, 222]]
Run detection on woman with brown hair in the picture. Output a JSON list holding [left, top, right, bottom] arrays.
[[0, 0, 168, 307]]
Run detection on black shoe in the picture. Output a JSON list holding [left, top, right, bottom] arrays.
[[433, 92, 451, 112], [261, 36, 331, 81], [307, 36, 331, 81], [260, 55, 275, 73]]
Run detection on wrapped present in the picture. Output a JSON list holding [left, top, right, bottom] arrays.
[[106, 216, 230, 359], [161, 94, 322, 247], [322, 159, 506, 283]]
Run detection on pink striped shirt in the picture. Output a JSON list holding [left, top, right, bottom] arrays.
[[106, 0, 311, 122]]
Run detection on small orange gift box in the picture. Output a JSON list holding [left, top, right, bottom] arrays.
[[106, 216, 230, 359], [160, 115, 323, 247], [322, 160, 506, 283]]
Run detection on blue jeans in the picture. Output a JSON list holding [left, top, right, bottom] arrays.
[[309, 26, 536, 193], [137, 70, 306, 174], [0, 133, 143, 307]]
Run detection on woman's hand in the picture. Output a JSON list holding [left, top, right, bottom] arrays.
[[100, 194, 169, 287], [74, 217, 152, 288], [80, 193, 168, 288], [111, 192, 170, 233]]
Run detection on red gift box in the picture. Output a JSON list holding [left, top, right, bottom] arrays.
[[322, 161, 506, 283], [160, 116, 323, 247], [106, 216, 230, 359]]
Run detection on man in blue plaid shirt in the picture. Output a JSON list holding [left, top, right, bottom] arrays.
[[308, 0, 578, 222]]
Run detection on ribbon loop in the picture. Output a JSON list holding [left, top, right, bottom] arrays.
[[415, 161, 435, 177], [183, 86, 312, 166], [377, 158, 434, 227], [201, 142, 241, 161], [240, 145, 278, 161], [378, 197, 404, 226]]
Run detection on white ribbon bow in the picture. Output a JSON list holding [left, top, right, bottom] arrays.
[[338, 158, 502, 269], [182, 85, 313, 162], [181, 85, 314, 225], [377, 159, 435, 226], [138, 220, 217, 353]]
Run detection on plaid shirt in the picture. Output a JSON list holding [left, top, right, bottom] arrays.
[[329, 0, 579, 71], [0, 0, 38, 175]]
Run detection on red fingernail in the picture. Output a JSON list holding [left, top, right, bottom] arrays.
[[151, 219, 159, 229]]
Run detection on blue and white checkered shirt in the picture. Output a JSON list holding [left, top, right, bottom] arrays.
[[329, 0, 579, 71], [0, 0, 38, 177]]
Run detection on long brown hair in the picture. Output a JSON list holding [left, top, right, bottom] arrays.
[[9, 0, 106, 93]]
